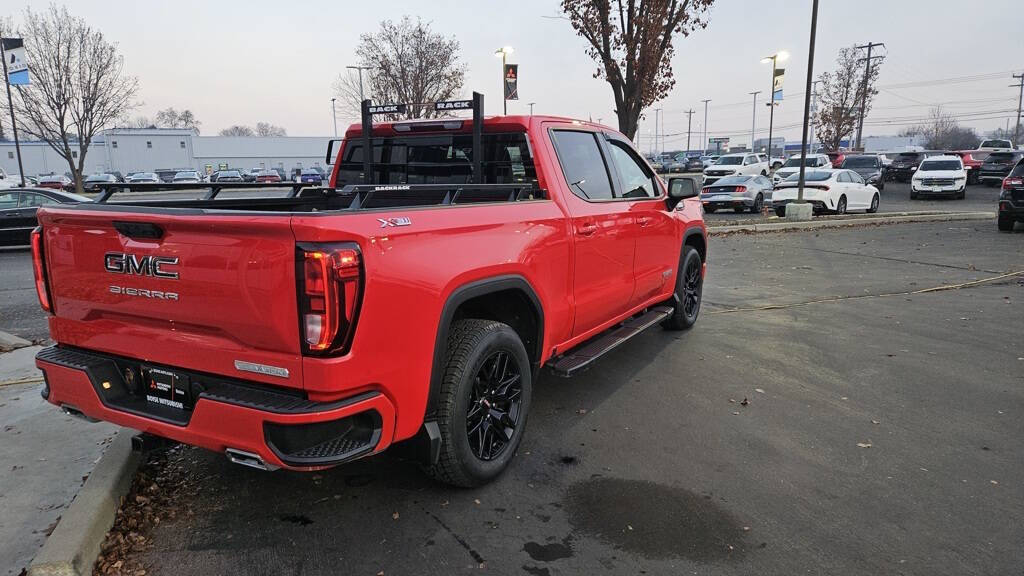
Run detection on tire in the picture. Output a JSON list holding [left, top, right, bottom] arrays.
[[761, 170, 768, 176], [704, 205, 717, 214], [834, 195, 847, 215], [877, 181, 885, 192], [957, 188, 966, 200], [867, 193, 879, 213], [750, 194, 764, 214], [998, 213, 1015, 232], [733, 206, 746, 213], [425, 319, 532, 487], [910, 190, 918, 200], [662, 245, 703, 331], [775, 206, 786, 217]]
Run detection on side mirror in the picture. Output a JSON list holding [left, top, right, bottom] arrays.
[[667, 177, 698, 210]]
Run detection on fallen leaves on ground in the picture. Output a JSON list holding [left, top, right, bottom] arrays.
[[93, 447, 197, 576]]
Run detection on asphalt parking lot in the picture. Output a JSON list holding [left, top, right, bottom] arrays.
[[84, 220, 1022, 576]]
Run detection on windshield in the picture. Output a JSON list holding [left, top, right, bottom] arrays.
[[980, 140, 1011, 148], [842, 157, 879, 168], [85, 174, 113, 182], [919, 161, 961, 171], [40, 176, 64, 183], [708, 176, 753, 186], [174, 172, 196, 179], [716, 156, 743, 166], [301, 170, 319, 175], [897, 153, 922, 161], [222, 171, 241, 177], [986, 153, 1017, 163], [132, 173, 156, 179], [782, 157, 812, 168], [784, 171, 831, 182]]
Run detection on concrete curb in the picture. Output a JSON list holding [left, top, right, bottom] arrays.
[[0, 329, 31, 352], [27, 430, 142, 576], [708, 211, 995, 235]]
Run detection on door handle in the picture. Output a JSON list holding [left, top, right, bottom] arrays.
[[637, 216, 651, 227], [577, 222, 598, 236]]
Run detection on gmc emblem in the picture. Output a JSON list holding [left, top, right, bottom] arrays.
[[104, 252, 179, 279]]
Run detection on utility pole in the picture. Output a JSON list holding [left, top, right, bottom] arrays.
[[1011, 73, 1023, 145], [809, 80, 820, 153], [684, 109, 695, 153], [330, 98, 338, 137], [854, 41, 884, 151], [528, 102, 535, 115], [346, 65, 374, 100], [701, 99, 711, 155], [749, 91, 761, 151]]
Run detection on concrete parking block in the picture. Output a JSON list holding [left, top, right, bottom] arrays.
[[27, 430, 141, 576], [0, 345, 45, 385], [709, 210, 994, 235], [0, 329, 32, 352]]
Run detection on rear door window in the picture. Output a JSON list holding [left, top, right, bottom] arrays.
[[0, 192, 20, 210], [550, 130, 615, 201]]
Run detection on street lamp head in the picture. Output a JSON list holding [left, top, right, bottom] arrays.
[[494, 46, 514, 57], [760, 56, 773, 64], [777, 50, 790, 62]]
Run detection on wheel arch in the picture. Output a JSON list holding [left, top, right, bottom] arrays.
[[425, 275, 544, 420], [683, 227, 707, 263]]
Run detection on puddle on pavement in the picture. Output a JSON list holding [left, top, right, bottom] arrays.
[[523, 535, 573, 562], [565, 477, 747, 562]]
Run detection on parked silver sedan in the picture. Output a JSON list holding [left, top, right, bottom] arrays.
[[700, 174, 773, 214]]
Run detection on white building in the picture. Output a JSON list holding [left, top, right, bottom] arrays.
[[0, 128, 332, 178]]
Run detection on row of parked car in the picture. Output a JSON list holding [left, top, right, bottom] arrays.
[[0, 165, 332, 193]]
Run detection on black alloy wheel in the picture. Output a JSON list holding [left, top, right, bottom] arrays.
[[751, 193, 764, 214], [681, 254, 702, 322], [466, 350, 523, 461], [835, 195, 847, 215]]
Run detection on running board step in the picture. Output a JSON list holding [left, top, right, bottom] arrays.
[[549, 306, 674, 377]]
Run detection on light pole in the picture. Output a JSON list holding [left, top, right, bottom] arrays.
[[701, 99, 711, 154], [761, 50, 789, 161], [345, 65, 374, 100], [494, 46, 514, 115], [749, 91, 761, 151], [330, 98, 337, 137], [529, 102, 536, 115], [793, 0, 819, 213], [654, 108, 663, 158]]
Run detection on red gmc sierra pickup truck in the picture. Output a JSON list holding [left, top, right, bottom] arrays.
[[32, 96, 707, 486]]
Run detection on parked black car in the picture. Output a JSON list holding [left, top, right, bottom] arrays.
[[841, 155, 885, 191], [211, 170, 244, 182], [884, 150, 946, 182], [998, 159, 1024, 231], [83, 173, 118, 191], [978, 151, 1024, 187], [0, 188, 90, 246]]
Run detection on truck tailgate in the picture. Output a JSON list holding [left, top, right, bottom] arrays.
[[37, 207, 304, 389]]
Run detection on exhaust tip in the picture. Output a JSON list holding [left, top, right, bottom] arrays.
[[60, 403, 100, 423], [225, 448, 278, 472]]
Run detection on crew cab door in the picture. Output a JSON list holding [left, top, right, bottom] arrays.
[[549, 128, 635, 337], [601, 135, 679, 307]]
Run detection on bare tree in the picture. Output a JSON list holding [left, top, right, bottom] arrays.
[[814, 46, 883, 151], [561, 0, 714, 139], [356, 17, 466, 119], [901, 107, 979, 150], [332, 71, 368, 125], [14, 5, 137, 192], [987, 124, 1023, 142], [127, 115, 156, 129], [255, 122, 286, 137], [218, 125, 254, 137], [154, 107, 201, 133]]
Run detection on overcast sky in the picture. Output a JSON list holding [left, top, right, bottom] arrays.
[[12, 0, 1024, 147]]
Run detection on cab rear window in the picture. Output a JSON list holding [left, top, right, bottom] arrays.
[[336, 133, 537, 187]]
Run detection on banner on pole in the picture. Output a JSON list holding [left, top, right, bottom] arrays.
[[772, 67, 785, 101], [503, 64, 518, 100], [2, 38, 29, 85]]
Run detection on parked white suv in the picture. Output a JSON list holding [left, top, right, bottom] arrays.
[[977, 139, 1014, 152], [703, 153, 769, 185], [772, 154, 833, 185], [910, 155, 968, 200]]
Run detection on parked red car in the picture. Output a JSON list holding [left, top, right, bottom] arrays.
[[37, 174, 73, 191], [32, 103, 707, 486], [955, 150, 991, 184], [255, 169, 282, 183], [825, 151, 846, 167]]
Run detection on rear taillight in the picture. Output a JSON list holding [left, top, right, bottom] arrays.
[[30, 227, 53, 313], [735, 186, 747, 193], [298, 243, 362, 355], [1004, 177, 1022, 189]]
